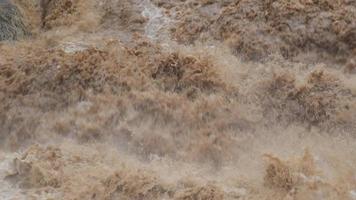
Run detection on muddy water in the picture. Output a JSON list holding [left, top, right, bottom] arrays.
[[1, 0, 356, 199]]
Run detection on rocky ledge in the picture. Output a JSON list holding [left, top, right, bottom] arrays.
[[0, 0, 27, 41]]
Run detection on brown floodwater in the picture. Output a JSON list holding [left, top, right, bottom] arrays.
[[1, 0, 356, 199]]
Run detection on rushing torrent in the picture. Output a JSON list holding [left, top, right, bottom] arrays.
[[0, 0, 356, 199]]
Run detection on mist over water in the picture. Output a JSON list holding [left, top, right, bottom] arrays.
[[1, 0, 356, 199]]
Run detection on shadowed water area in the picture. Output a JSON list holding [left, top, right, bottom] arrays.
[[0, 0, 27, 40]]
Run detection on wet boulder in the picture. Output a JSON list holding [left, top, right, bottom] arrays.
[[0, 0, 27, 41]]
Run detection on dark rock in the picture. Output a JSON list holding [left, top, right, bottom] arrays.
[[0, 0, 28, 41]]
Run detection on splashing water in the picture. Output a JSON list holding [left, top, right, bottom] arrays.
[[0, 153, 25, 200], [141, 0, 172, 41], [1, 0, 356, 199]]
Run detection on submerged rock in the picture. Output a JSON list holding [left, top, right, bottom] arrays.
[[0, 0, 27, 41]]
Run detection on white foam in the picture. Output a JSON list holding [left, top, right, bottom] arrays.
[[350, 190, 356, 200], [0, 153, 25, 200], [141, 0, 172, 41]]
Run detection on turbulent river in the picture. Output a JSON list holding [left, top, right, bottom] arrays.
[[1, 0, 356, 199]]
